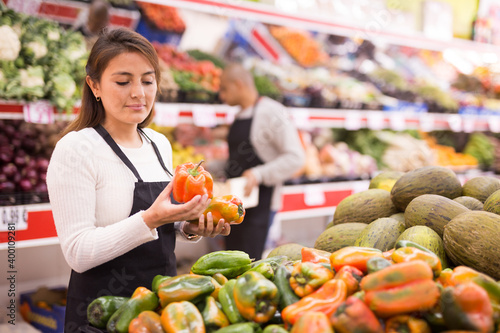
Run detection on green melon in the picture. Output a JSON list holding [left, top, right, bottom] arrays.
[[314, 222, 367, 253], [462, 176, 500, 203], [483, 189, 500, 215], [369, 171, 405, 192], [333, 189, 399, 225], [443, 211, 500, 279], [453, 196, 484, 211], [390, 166, 462, 211], [325, 220, 334, 229], [266, 243, 304, 261], [354, 217, 406, 251], [396, 226, 449, 268], [404, 194, 469, 237]]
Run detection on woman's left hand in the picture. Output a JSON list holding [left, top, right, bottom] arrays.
[[183, 212, 231, 238]]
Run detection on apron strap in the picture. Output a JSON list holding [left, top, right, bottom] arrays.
[[138, 128, 173, 177], [94, 124, 144, 182]]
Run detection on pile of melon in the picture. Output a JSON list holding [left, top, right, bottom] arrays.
[[313, 166, 500, 280]]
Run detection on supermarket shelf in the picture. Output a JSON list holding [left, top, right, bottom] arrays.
[[3, 100, 500, 132], [4, 0, 140, 29], [157, 0, 500, 54]]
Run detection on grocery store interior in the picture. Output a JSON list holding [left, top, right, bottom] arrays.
[[1, 0, 500, 331]]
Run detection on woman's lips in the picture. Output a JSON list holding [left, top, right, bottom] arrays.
[[127, 104, 145, 111]]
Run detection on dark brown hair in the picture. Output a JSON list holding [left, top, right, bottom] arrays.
[[63, 27, 161, 136]]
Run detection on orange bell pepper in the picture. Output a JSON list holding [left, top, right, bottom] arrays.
[[333, 265, 364, 296], [330, 247, 384, 273], [301, 247, 331, 264], [172, 160, 213, 203], [128, 311, 163, 333], [441, 282, 494, 333], [201, 195, 245, 225], [290, 311, 333, 333], [289, 262, 334, 298], [361, 261, 440, 318], [385, 315, 431, 333], [281, 279, 347, 326], [391, 247, 442, 277], [161, 301, 205, 333]]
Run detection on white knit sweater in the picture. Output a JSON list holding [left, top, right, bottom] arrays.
[[47, 127, 184, 273]]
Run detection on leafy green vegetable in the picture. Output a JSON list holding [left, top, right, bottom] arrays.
[[187, 49, 225, 69]]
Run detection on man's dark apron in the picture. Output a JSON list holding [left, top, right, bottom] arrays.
[[224, 98, 273, 260], [64, 125, 176, 332]]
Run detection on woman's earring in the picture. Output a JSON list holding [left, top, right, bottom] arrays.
[[96, 96, 101, 102]]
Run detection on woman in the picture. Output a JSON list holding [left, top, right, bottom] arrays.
[[46, 28, 231, 331]]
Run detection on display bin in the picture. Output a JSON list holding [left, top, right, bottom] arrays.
[[19, 287, 67, 333]]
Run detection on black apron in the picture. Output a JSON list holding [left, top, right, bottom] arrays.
[[224, 98, 273, 260], [64, 125, 176, 332]]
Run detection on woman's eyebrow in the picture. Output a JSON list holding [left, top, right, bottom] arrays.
[[111, 71, 155, 76]]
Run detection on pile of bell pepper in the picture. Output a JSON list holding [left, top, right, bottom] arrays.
[[86, 243, 500, 333]]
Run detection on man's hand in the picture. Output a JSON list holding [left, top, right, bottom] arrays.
[[242, 169, 258, 197]]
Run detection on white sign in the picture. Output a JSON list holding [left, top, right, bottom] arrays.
[[304, 186, 326, 206], [488, 116, 500, 133], [389, 113, 406, 131], [367, 113, 385, 130], [192, 105, 217, 127], [7, 0, 41, 16], [447, 114, 463, 132], [23, 100, 54, 124], [419, 114, 435, 132], [154, 104, 179, 127], [1, 206, 28, 232], [292, 108, 311, 129], [344, 112, 362, 130]]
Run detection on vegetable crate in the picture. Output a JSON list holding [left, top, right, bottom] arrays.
[[20, 287, 67, 333]]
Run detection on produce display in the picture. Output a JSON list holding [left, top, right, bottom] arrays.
[[154, 43, 222, 102], [0, 119, 65, 205], [136, 2, 186, 33], [268, 26, 328, 68], [0, 4, 87, 112], [84, 243, 500, 332]]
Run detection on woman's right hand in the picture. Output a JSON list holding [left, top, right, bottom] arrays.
[[141, 182, 210, 229]]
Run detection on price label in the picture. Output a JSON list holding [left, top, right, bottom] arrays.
[[462, 115, 476, 133], [6, 0, 41, 15], [344, 111, 362, 130], [447, 114, 462, 132], [488, 116, 500, 133], [154, 103, 179, 127], [292, 108, 311, 129], [192, 105, 217, 127], [419, 114, 435, 132], [1, 206, 28, 232], [23, 100, 54, 124], [389, 113, 406, 131], [367, 112, 385, 130], [304, 186, 326, 206]]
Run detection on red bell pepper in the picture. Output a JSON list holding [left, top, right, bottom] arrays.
[[301, 247, 331, 264], [330, 296, 383, 333], [172, 160, 213, 203]]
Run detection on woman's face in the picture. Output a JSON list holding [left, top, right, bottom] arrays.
[[89, 51, 157, 127]]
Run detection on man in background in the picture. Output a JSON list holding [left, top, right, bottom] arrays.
[[74, 0, 110, 48], [218, 63, 305, 260]]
